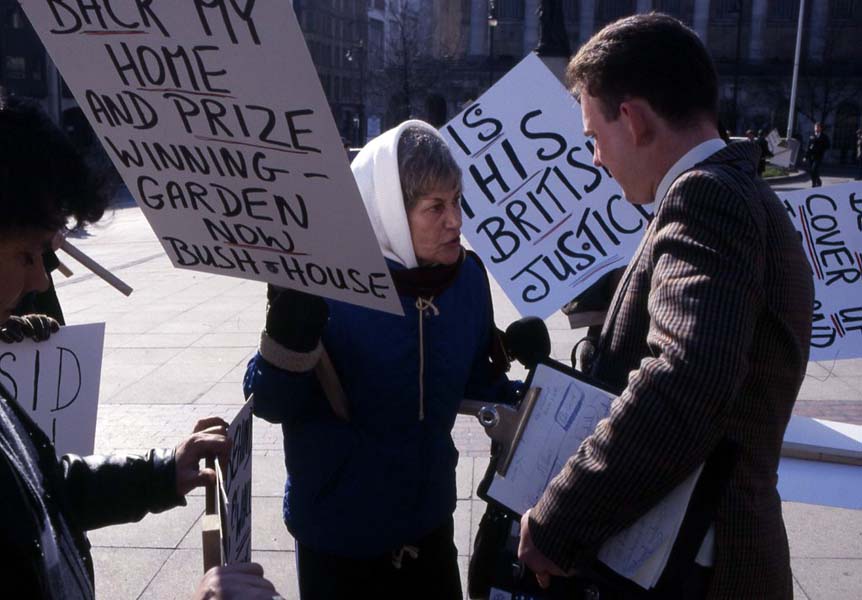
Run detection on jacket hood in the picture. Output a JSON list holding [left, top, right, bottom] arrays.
[[351, 119, 444, 269]]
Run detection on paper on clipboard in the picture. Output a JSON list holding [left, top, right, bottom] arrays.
[[485, 362, 703, 590]]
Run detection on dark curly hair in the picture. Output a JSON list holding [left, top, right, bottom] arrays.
[[566, 13, 718, 128], [0, 92, 109, 233]]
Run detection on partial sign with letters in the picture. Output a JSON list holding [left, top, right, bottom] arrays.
[[219, 400, 253, 565], [19, 0, 402, 315], [0, 323, 106, 456], [777, 182, 862, 361], [441, 53, 651, 318]]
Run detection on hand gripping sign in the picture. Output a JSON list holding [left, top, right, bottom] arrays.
[[20, 0, 401, 315]]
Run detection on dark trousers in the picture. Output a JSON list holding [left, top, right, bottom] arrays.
[[809, 158, 823, 187], [295, 517, 462, 600]]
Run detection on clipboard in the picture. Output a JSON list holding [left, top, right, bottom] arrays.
[[470, 358, 728, 593], [474, 358, 618, 517]]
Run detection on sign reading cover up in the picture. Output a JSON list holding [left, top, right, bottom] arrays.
[[778, 182, 862, 361], [441, 53, 651, 318], [20, 0, 401, 315], [0, 323, 106, 456]]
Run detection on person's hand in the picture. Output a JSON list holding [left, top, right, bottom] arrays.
[[518, 509, 567, 589], [0, 315, 60, 343], [265, 285, 328, 352], [174, 417, 231, 497], [193, 562, 280, 599]]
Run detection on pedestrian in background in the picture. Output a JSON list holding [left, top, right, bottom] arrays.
[[805, 122, 830, 187], [756, 129, 773, 176]]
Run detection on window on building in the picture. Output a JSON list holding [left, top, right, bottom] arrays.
[[712, 0, 742, 19], [498, 0, 525, 19], [4, 56, 27, 80], [830, 0, 859, 19], [598, 0, 635, 24], [656, 0, 683, 14], [10, 6, 26, 29], [767, 0, 799, 20], [369, 19, 384, 70], [562, 0, 579, 21]]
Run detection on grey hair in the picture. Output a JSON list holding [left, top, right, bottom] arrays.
[[397, 126, 462, 212]]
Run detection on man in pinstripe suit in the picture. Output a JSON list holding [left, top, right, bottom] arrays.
[[517, 14, 814, 599]]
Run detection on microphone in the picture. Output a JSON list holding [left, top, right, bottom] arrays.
[[504, 317, 551, 369]]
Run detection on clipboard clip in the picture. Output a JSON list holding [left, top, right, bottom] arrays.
[[458, 387, 542, 477]]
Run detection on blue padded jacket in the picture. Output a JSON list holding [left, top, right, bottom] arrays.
[[244, 256, 516, 557]]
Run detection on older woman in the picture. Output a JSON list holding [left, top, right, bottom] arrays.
[[244, 120, 517, 599]]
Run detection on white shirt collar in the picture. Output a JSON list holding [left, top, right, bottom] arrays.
[[653, 138, 727, 208]]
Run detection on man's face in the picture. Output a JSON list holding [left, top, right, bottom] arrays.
[[815, 123, 822, 135], [0, 228, 53, 322], [406, 185, 463, 266], [581, 93, 651, 204]]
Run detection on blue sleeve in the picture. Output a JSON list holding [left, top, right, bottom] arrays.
[[463, 272, 523, 405], [243, 353, 320, 425]]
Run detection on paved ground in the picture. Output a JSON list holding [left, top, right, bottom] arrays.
[[50, 174, 861, 599]]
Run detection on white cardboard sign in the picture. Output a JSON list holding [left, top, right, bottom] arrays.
[[0, 323, 106, 456], [440, 53, 651, 318], [220, 400, 253, 565], [777, 183, 862, 361], [20, 0, 401, 315]]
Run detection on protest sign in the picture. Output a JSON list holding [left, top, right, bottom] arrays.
[[0, 323, 106, 456], [441, 53, 650, 318], [20, 0, 401, 315], [219, 400, 253, 565], [777, 182, 862, 361]]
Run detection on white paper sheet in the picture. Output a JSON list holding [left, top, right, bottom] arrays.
[[0, 323, 105, 456]]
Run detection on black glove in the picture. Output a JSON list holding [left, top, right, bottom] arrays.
[[265, 285, 328, 352], [504, 317, 551, 369], [0, 314, 60, 343]]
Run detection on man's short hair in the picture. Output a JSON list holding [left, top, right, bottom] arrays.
[[0, 94, 109, 233], [397, 126, 461, 212], [566, 12, 718, 128]]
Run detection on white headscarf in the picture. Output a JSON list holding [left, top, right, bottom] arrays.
[[351, 120, 446, 269]]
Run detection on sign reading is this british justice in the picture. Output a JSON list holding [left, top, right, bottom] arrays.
[[20, 0, 402, 315], [779, 183, 862, 361], [441, 53, 652, 318]]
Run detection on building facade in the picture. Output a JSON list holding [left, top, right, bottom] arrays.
[[431, 0, 862, 162], [3, 1, 860, 158]]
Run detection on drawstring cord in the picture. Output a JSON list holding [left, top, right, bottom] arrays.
[[391, 545, 419, 569], [414, 297, 439, 421]]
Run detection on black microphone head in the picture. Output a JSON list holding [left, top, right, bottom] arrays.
[[504, 317, 551, 369]]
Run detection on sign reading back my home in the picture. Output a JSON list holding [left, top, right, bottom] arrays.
[[20, 0, 402, 315]]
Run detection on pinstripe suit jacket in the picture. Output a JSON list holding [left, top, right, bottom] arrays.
[[530, 142, 814, 599]]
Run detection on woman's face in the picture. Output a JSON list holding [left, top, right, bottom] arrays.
[[406, 185, 463, 266], [0, 227, 53, 323]]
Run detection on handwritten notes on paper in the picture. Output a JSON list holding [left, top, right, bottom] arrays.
[[441, 54, 651, 318], [779, 183, 862, 360], [0, 323, 106, 456], [486, 363, 702, 590], [20, 0, 401, 315]]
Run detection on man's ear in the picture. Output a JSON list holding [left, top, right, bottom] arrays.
[[619, 99, 656, 147]]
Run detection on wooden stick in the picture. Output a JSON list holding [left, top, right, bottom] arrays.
[[55, 259, 74, 278], [202, 456, 222, 571], [59, 239, 133, 296]]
